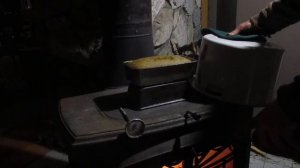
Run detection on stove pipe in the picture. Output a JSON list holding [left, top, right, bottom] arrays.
[[102, 0, 154, 87]]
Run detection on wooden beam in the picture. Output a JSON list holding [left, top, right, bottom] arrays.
[[201, 0, 209, 28]]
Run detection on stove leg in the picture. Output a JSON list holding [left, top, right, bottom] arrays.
[[183, 152, 194, 168], [232, 106, 253, 168]]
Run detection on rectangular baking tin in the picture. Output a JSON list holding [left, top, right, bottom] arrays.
[[124, 56, 197, 87]]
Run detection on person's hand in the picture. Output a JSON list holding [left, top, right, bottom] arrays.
[[229, 20, 252, 35]]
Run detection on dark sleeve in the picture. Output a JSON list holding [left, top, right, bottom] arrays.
[[250, 0, 300, 36]]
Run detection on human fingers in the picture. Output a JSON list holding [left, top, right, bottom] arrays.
[[229, 20, 252, 35]]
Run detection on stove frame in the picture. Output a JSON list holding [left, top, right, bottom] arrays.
[[59, 87, 253, 168]]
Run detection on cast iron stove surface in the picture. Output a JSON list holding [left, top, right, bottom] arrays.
[[60, 87, 215, 143]]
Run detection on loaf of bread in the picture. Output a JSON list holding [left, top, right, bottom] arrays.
[[126, 55, 192, 69]]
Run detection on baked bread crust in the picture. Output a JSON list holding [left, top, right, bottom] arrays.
[[126, 55, 191, 69]]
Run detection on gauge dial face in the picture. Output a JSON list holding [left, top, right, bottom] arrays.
[[125, 119, 145, 138]]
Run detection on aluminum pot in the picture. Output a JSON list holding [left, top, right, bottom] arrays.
[[193, 34, 284, 106]]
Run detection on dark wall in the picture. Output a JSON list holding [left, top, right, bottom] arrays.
[[217, 0, 237, 31], [0, 0, 107, 135], [208, 0, 237, 32]]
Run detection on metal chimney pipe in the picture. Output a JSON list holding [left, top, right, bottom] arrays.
[[101, 0, 154, 87]]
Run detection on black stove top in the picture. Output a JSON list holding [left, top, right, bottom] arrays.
[[59, 86, 254, 168], [60, 87, 215, 143]]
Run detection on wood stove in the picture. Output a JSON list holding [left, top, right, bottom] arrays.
[[59, 85, 253, 168]]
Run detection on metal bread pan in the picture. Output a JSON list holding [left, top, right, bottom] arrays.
[[124, 56, 197, 87]]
